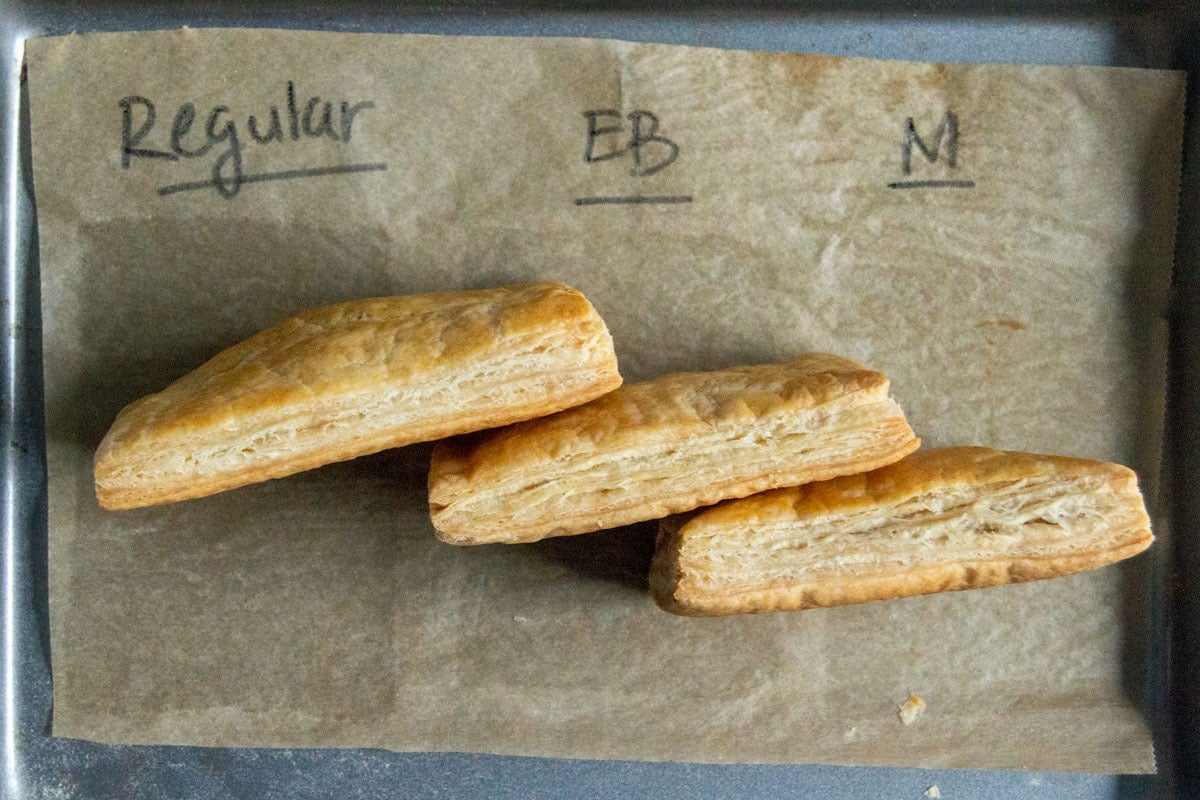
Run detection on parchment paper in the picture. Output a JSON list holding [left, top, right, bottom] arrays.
[[25, 28, 1183, 772]]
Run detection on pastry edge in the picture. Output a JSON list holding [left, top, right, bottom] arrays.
[[96, 371, 621, 510], [649, 532, 1154, 616], [431, 433, 920, 545]]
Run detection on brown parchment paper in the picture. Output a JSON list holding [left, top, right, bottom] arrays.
[[25, 28, 1183, 772]]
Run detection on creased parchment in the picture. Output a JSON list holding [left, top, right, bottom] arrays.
[[25, 28, 1183, 772]]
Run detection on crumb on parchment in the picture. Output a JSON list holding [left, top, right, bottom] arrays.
[[898, 693, 926, 725]]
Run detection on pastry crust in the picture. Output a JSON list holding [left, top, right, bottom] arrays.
[[95, 282, 621, 509], [650, 447, 1154, 616], [429, 353, 919, 544]]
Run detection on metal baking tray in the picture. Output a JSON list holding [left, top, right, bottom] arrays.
[[3, 2, 1197, 798]]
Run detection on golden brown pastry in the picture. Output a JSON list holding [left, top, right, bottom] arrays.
[[650, 447, 1153, 616], [429, 353, 919, 544], [95, 282, 621, 510]]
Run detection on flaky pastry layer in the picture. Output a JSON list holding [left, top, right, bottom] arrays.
[[650, 447, 1153, 616], [95, 282, 621, 509], [429, 353, 919, 544]]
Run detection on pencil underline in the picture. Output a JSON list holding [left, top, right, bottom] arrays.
[[887, 179, 976, 189], [574, 195, 694, 205], [158, 162, 389, 196]]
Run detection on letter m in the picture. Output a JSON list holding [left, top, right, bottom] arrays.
[[902, 110, 958, 175]]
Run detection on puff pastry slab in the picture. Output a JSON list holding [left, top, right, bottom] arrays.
[[650, 447, 1153, 616], [429, 353, 919, 544], [96, 282, 621, 510]]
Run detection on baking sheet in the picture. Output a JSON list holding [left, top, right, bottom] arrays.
[[14, 17, 1185, 782]]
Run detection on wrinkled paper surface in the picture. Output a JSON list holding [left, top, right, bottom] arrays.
[[25, 28, 1183, 771]]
